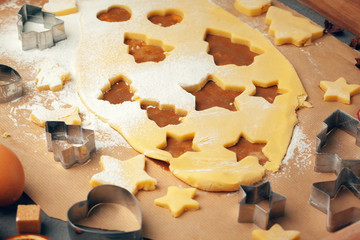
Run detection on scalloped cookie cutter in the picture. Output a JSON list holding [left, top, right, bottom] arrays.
[[309, 167, 360, 232], [315, 109, 360, 176], [238, 181, 286, 229], [0, 65, 23, 103], [67, 184, 143, 240], [17, 4, 67, 50], [45, 121, 96, 169]]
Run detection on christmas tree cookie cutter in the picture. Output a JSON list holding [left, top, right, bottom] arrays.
[[238, 181, 286, 229], [67, 184, 143, 240], [0, 65, 23, 103], [315, 109, 360, 175], [309, 167, 360, 232], [17, 4, 67, 50], [45, 121, 96, 169]]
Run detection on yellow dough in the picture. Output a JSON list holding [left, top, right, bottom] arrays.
[[252, 224, 300, 240], [75, 0, 309, 191], [36, 61, 71, 91], [90, 155, 157, 195], [43, 0, 78, 16], [234, 0, 271, 17], [265, 6, 323, 46], [154, 186, 199, 217], [30, 106, 81, 127], [320, 77, 360, 104]]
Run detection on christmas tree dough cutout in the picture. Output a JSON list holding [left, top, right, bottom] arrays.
[[90, 155, 157, 195], [252, 224, 300, 240], [154, 186, 199, 217], [320, 77, 360, 104], [265, 6, 323, 46]]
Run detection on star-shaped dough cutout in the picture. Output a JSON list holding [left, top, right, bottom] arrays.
[[90, 155, 157, 195], [320, 77, 360, 104], [265, 6, 323, 46], [35, 60, 71, 91], [154, 186, 199, 217], [252, 224, 300, 240], [234, 0, 271, 17], [30, 106, 81, 127]]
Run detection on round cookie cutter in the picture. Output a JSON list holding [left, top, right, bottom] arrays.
[[67, 185, 143, 240], [0, 65, 23, 103]]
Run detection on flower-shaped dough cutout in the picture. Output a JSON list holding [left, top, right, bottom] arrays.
[[30, 106, 81, 127], [43, 0, 78, 16], [320, 77, 360, 104], [90, 155, 157, 195], [252, 224, 300, 240], [154, 186, 199, 217], [234, 0, 271, 17], [265, 6, 323, 46], [35, 61, 71, 91]]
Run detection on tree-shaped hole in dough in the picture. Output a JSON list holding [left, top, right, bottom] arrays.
[[102, 78, 134, 104], [148, 9, 183, 27], [204, 29, 261, 66], [97, 5, 131, 22], [124, 33, 174, 63]]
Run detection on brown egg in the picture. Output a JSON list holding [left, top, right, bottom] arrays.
[[0, 144, 25, 206]]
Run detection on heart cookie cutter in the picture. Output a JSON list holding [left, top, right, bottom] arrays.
[[315, 109, 360, 175], [17, 4, 67, 50], [309, 167, 360, 232], [0, 65, 23, 103], [45, 121, 96, 169], [238, 181, 286, 229], [67, 184, 143, 240]]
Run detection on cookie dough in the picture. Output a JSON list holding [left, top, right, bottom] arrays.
[[320, 77, 360, 104], [252, 224, 300, 240], [30, 106, 81, 127], [43, 0, 78, 16], [154, 186, 199, 217], [265, 6, 323, 46], [35, 61, 70, 91], [75, 0, 309, 191], [234, 0, 271, 17]]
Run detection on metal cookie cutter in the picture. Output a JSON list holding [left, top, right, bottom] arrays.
[[309, 167, 360, 232], [238, 181, 286, 229], [315, 109, 360, 176], [0, 65, 23, 103], [45, 121, 96, 169], [67, 184, 143, 240], [17, 4, 67, 50]]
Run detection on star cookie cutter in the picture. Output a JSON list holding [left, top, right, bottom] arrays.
[[0, 65, 23, 103], [309, 167, 360, 232], [315, 109, 360, 176], [17, 4, 67, 50], [67, 184, 143, 240], [45, 121, 96, 169], [238, 181, 286, 229]]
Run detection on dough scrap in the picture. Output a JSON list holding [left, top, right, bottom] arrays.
[[36, 61, 71, 91], [75, 0, 309, 191], [43, 0, 78, 16], [154, 186, 199, 217], [252, 224, 300, 240], [234, 0, 271, 17], [320, 77, 360, 104], [30, 106, 81, 127], [90, 155, 157, 195], [265, 6, 323, 46]]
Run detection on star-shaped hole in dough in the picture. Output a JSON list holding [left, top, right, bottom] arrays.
[[320, 77, 360, 104], [252, 224, 300, 240], [154, 186, 199, 217], [265, 6, 323, 46], [90, 155, 157, 195]]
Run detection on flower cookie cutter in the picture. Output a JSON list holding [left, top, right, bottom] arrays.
[[67, 184, 143, 240], [0, 65, 23, 103], [238, 181, 286, 229], [315, 109, 360, 176], [45, 121, 96, 169], [309, 167, 360, 232], [17, 4, 67, 50]]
